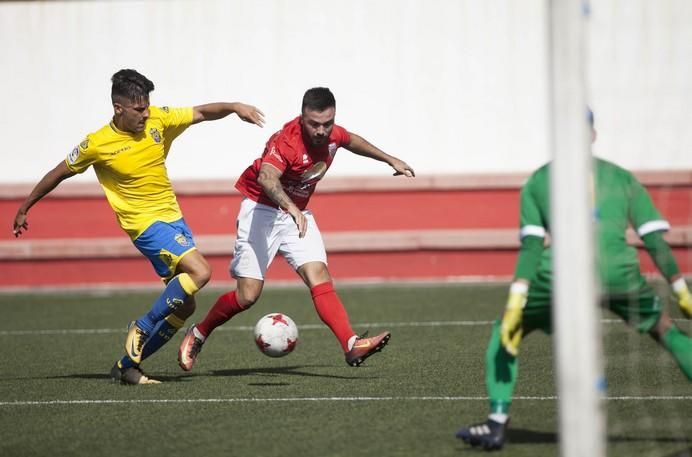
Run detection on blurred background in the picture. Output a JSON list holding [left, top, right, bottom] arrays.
[[1, 3, 691, 456], [2, 0, 691, 181], [0, 0, 690, 289]]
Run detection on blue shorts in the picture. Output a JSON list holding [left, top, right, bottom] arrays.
[[132, 219, 197, 279]]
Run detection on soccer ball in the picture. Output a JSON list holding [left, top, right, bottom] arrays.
[[253, 313, 299, 357]]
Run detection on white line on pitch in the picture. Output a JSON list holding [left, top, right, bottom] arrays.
[[1, 395, 692, 407], [0, 321, 492, 336], [0, 318, 659, 336]]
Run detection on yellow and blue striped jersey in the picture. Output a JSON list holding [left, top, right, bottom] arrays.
[[66, 106, 194, 239]]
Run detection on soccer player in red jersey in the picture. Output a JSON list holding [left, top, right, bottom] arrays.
[[179, 87, 415, 369]]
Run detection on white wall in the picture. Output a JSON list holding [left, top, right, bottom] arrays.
[[0, 0, 690, 184], [588, 0, 692, 168]]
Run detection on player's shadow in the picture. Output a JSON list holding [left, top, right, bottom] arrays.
[[608, 436, 691, 445], [44, 373, 117, 381], [505, 428, 557, 444], [42, 373, 193, 384], [47, 373, 192, 383], [209, 365, 367, 381], [494, 428, 690, 446], [41, 364, 367, 384]]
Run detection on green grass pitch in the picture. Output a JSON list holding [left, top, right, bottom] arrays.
[[0, 283, 690, 456]]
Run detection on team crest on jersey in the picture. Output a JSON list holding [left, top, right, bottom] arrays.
[[149, 128, 162, 143], [162, 106, 170, 113], [174, 233, 190, 247], [68, 146, 80, 164], [328, 143, 337, 158], [79, 139, 89, 150]]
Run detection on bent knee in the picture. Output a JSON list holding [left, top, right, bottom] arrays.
[[237, 291, 260, 309], [298, 261, 331, 287], [187, 263, 212, 289], [196, 265, 212, 287], [236, 282, 263, 308]]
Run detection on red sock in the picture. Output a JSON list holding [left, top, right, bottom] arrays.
[[311, 281, 355, 352], [197, 291, 246, 338]]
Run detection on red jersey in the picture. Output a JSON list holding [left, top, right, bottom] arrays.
[[235, 116, 351, 210]]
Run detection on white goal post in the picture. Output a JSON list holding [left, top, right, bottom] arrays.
[[548, 1, 606, 457]]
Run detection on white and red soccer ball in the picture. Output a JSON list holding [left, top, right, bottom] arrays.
[[253, 313, 299, 358]]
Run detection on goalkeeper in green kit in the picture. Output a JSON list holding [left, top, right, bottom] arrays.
[[456, 110, 692, 451]]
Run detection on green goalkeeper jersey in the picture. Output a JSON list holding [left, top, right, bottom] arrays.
[[517, 157, 670, 293]]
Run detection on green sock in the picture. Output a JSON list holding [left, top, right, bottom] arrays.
[[661, 326, 692, 381], [486, 320, 518, 415]]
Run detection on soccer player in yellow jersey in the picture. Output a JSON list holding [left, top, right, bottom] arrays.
[[12, 69, 265, 385]]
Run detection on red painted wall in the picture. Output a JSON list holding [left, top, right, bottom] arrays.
[[1, 176, 689, 289]]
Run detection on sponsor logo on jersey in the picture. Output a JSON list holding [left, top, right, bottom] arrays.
[[328, 142, 337, 158], [175, 233, 190, 247], [162, 106, 170, 113], [285, 180, 314, 198], [302, 153, 309, 164], [108, 146, 131, 156], [149, 128, 162, 143], [67, 146, 80, 164]]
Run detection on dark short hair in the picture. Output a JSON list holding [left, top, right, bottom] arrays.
[[111, 69, 154, 103], [302, 87, 335, 112]]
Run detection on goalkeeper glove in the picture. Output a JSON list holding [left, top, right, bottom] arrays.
[[500, 281, 528, 356], [672, 277, 692, 319]]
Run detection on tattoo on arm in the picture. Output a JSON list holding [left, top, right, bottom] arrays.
[[258, 167, 295, 210]]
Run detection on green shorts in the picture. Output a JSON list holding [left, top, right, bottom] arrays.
[[522, 267, 662, 335]]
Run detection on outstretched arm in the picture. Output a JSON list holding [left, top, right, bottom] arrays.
[[642, 230, 691, 318], [13, 161, 76, 237], [257, 163, 307, 238], [500, 178, 547, 356], [642, 230, 681, 282], [192, 102, 265, 127], [344, 132, 415, 177], [500, 235, 544, 356]]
